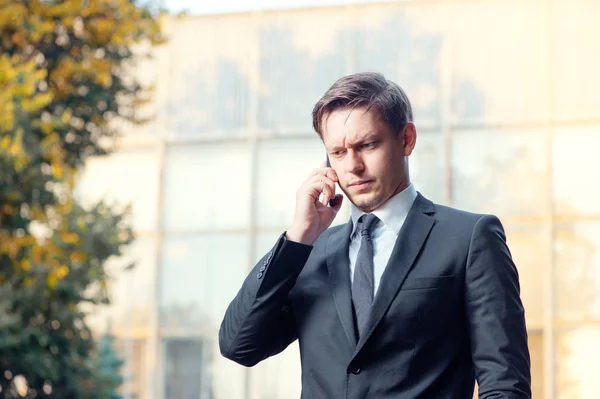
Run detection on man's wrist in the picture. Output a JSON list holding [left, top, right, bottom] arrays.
[[284, 228, 314, 246]]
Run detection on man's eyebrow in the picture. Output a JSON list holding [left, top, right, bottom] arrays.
[[347, 132, 381, 146], [327, 132, 382, 152]]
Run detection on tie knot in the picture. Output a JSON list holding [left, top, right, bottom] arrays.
[[359, 214, 379, 237]]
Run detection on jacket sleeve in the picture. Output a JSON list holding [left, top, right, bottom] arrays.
[[465, 214, 532, 398], [219, 233, 312, 367]]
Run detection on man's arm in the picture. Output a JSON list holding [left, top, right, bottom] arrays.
[[465, 214, 532, 399], [219, 233, 312, 367], [220, 162, 342, 367]]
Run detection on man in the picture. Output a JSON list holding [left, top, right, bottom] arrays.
[[219, 72, 531, 398]]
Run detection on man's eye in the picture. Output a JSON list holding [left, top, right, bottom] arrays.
[[363, 142, 375, 148]]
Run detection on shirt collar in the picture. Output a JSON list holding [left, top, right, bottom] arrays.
[[350, 183, 418, 238]]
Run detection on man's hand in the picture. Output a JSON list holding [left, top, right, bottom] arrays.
[[286, 164, 344, 245]]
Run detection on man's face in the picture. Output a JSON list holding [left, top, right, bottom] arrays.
[[322, 106, 415, 213]]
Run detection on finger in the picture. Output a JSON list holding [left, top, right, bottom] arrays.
[[310, 174, 336, 187], [308, 178, 335, 206], [311, 167, 339, 182], [320, 179, 335, 206], [302, 174, 334, 201], [326, 167, 338, 182], [312, 175, 336, 198]]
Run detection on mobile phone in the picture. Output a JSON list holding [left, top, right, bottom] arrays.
[[326, 154, 336, 207]]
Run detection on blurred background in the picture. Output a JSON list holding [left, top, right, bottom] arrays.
[[1, 0, 599, 398]]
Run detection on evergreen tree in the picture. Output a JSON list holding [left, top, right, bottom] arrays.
[[90, 329, 125, 399]]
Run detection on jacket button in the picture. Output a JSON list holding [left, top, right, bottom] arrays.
[[349, 365, 361, 374]]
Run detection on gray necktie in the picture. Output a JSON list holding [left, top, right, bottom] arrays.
[[352, 213, 379, 338]]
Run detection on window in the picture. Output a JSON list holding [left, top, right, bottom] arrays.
[[353, 4, 444, 128], [163, 15, 253, 137], [408, 132, 445, 204], [449, 0, 545, 126], [75, 148, 161, 232], [163, 143, 252, 232], [553, 126, 600, 217], [555, 327, 600, 398], [115, 338, 147, 399], [257, 9, 347, 133], [164, 338, 206, 399], [554, 222, 600, 324], [452, 129, 546, 218], [86, 237, 156, 334], [551, 0, 600, 122], [503, 225, 545, 329], [160, 234, 249, 333]]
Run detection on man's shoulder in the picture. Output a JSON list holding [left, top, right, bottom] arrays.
[[432, 201, 485, 221], [427, 197, 502, 230]]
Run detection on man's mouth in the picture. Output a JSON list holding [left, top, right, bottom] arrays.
[[348, 180, 373, 190]]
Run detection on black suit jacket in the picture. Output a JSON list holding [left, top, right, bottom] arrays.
[[220, 193, 531, 398]]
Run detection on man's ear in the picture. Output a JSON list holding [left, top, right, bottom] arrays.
[[402, 123, 417, 156]]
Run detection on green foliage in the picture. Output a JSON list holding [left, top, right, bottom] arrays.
[[88, 330, 125, 399], [0, 0, 164, 397]]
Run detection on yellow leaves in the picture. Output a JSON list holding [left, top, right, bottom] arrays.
[[53, 163, 64, 179], [1, 204, 17, 216], [0, 2, 27, 32], [0, 225, 81, 288], [32, 246, 43, 264], [51, 55, 113, 93], [70, 252, 87, 263], [15, 235, 36, 247], [55, 265, 70, 279], [1, 135, 10, 149], [98, 71, 112, 88], [60, 108, 73, 125], [93, 18, 113, 43], [40, 133, 74, 182], [60, 231, 80, 244], [0, 56, 17, 132], [5, 191, 20, 202], [0, 130, 31, 172], [48, 265, 70, 288], [21, 258, 31, 271], [47, 274, 57, 288], [22, 92, 52, 113], [0, 54, 53, 132], [40, 132, 60, 151]]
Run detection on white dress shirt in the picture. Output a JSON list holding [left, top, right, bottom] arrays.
[[349, 183, 418, 296]]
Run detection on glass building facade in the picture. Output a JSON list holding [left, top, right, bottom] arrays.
[[76, 1, 600, 398]]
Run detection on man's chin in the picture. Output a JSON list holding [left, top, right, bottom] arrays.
[[349, 193, 381, 213]]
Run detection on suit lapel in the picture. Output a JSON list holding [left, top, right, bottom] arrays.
[[326, 220, 357, 348], [353, 193, 436, 357]]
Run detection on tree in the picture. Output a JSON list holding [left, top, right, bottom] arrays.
[[0, 0, 164, 397], [89, 329, 125, 399]]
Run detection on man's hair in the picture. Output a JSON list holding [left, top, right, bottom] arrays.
[[312, 72, 413, 137]]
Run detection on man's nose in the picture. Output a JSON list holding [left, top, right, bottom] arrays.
[[345, 151, 364, 174]]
